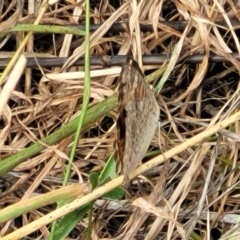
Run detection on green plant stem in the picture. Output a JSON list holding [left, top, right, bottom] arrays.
[[49, 1, 90, 238], [6, 24, 85, 36], [62, 0, 90, 188], [85, 203, 93, 240], [84, 2, 92, 239], [0, 185, 84, 223]]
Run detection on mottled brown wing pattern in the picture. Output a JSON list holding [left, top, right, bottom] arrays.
[[117, 57, 159, 188]]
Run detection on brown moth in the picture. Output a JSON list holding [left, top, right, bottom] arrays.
[[116, 57, 159, 188]]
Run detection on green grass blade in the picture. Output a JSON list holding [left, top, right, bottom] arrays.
[[0, 94, 118, 176]]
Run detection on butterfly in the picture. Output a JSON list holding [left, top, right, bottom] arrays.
[[116, 57, 159, 188]]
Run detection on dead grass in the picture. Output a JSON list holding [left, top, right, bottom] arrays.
[[1, 0, 240, 239]]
